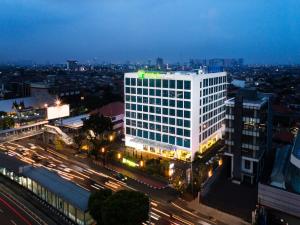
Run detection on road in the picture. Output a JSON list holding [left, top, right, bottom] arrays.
[[0, 188, 42, 225], [0, 140, 225, 225]]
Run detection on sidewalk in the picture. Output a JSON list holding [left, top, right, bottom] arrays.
[[93, 160, 169, 189], [175, 198, 251, 225]]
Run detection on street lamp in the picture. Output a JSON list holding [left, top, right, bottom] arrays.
[[55, 99, 61, 106], [109, 135, 113, 142], [44, 103, 48, 108], [101, 147, 105, 153], [139, 160, 144, 167], [117, 153, 121, 159]]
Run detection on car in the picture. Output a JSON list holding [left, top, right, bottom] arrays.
[[115, 173, 127, 182]]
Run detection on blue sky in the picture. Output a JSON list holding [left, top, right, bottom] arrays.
[[0, 0, 299, 64]]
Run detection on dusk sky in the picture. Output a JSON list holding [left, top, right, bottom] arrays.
[[0, 0, 299, 64]]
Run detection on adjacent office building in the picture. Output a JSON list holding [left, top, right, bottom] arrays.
[[224, 88, 272, 184], [124, 70, 227, 161]]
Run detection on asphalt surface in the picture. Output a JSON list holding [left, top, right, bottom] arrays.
[[0, 189, 40, 225], [0, 140, 226, 225]]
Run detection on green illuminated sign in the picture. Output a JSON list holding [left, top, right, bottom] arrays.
[[137, 70, 162, 79], [122, 158, 138, 167]]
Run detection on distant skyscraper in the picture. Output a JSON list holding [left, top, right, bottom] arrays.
[[124, 70, 227, 161], [156, 57, 164, 70], [66, 60, 78, 71]]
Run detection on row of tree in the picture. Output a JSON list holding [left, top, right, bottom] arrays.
[[88, 189, 149, 225]]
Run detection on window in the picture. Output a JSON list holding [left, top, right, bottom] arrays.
[[163, 80, 168, 88], [177, 119, 183, 126], [163, 90, 168, 97], [177, 110, 183, 117], [137, 88, 142, 94], [149, 132, 155, 140], [184, 139, 190, 148], [149, 89, 155, 96], [143, 131, 148, 138], [156, 124, 161, 131], [177, 80, 183, 89], [177, 91, 183, 98], [244, 160, 251, 170], [169, 118, 175, 125], [156, 133, 161, 141], [184, 92, 191, 99], [143, 79, 148, 86], [177, 137, 183, 146], [156, 116, 161, 123], [169, 109, 175, 116], [177, 128, 183, 136], [156, 79, 161, 87], [156, 98, 161, 105], [125, 78, 130, 85], [170, 80, 175, 89], [177, 101, 183, 108], [149, 79, 155, 87], [184, 101, 191, 109], [169, 136, 175, 144], [163, 99, 168, 106], [184, 130, 190, 137], [131, 78, 136, 86], [156, 89, 161, 96], [163, 117, 168, 124], [163, 108, 168, 115], [184, 120, 190, 128], [162, 134, 168, 143], [125, 87, 130, 93], [143, 89, 148, 95], [169, 100, 175, 107], [184, 81, 191, 90]]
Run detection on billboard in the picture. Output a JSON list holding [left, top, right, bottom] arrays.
[[47, 104, 70, 120]]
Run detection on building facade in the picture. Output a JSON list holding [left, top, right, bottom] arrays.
[[224, 89, 272, 184], [124, 70, 227, 161]]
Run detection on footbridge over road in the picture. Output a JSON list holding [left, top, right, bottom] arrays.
[[0, 121, 74, 145]]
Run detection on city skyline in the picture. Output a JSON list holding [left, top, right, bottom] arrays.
[[1, 0, 300, 65]]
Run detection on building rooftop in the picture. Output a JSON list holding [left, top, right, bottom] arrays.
[[61, 114, 89, 129], [91, 101, 124, 118], [22, 166, 90, 212], [0, 152, 27, 173]]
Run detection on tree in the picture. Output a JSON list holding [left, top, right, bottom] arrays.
[[73, 133, 85, 152], [88, 189, 112, 225], [102, 190, 149, 225], [0, 117, 15, 130], [82, 114, 112, 137]]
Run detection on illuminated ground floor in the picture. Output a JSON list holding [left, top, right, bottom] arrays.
[[125, 129, 223, 162]]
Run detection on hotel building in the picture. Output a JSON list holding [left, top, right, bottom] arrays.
[[124, 70, 227, 161]]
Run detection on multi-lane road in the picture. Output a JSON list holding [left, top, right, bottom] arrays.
[[0, 140, 224, 225], [0, 187, 42, 225]]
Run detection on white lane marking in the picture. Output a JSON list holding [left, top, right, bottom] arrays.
[[10, 220, 17, 225], [0, 208, 3, 213]]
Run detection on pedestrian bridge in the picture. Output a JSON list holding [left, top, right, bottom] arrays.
[[0, 121, 74, 145]]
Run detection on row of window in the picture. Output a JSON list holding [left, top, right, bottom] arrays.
[[125, 102, 191, 113], [125, 88, 191, 99], [126, 118, 191, 131], [203, 110, 226, 123], [126, 110, 191, 120], [126, 127, 191, 148], [202, 114, 225, 132], [203, 85, 226, 96], [202, 92, 225, 105], [202, 99, 225, 114], [203, 76, 227, 87], [125, 78, 191, 90], [202, 121, 223, 141]]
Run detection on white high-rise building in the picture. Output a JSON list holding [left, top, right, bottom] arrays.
[[124, 70, 227, 161]]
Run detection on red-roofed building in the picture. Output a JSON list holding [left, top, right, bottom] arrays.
[[90, 101, 124, 132], [273, 131, 294, 144]]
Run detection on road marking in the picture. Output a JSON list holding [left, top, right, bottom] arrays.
[[0, 208, 3, 213], [10, 220, 17, 225], [0, 196, 32, 225]]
